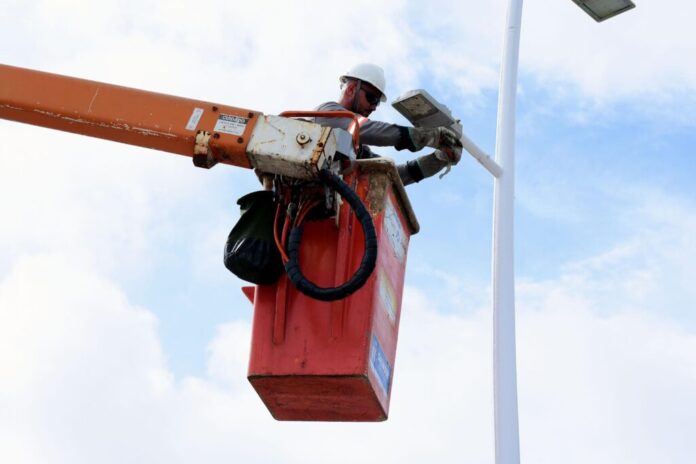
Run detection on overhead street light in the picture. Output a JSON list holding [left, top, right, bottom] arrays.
[[572, 0, 636, 22], [391, 89, 503, 178], [488, 1, 637, 463]]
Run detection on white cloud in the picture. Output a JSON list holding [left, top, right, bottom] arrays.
[[512, 189, 696, 462], [7, 0, 696, 110], [518, 304, 696, 463], [521, 0, 696, 107], [0, 121, 237, 280], [1, 244, 695, 463], [396, 0, 696, 115], [554, 188, 696, 319], [0, 254, 173, 463]]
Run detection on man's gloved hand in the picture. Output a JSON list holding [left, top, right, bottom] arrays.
[[434, 146, 463, 165], [409, 126, 463, 151], [433, 145, 463, 179]]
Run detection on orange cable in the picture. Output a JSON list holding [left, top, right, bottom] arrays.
[[273, 203, 289, 263]]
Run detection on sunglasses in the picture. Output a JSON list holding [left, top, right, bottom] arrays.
[[362, 88, 382, 106]]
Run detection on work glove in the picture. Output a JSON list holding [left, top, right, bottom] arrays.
[[409, 126, 463, 151], [398, 149, 462, 185], [435, 146, 462, 165], [433, 146, 462, 179]]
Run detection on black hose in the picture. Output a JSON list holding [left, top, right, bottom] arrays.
[[284, 169, 378, 301]]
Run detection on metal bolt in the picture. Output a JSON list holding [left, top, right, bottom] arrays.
[[296, 132, 311, 146]]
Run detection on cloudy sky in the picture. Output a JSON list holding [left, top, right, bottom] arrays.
[[2, 0, 696, 462]]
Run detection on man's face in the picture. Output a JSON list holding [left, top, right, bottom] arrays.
[[351, 80, 383, 117]]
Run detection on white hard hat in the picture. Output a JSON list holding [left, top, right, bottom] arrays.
[[340, 63, 387, 102]]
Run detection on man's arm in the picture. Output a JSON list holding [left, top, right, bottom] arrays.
[[312, 102, 462, 185], [314, 102, 416, 151], [397, 151, 457, 186]]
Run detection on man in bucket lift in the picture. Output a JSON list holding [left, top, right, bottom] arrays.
[[314, 63, 462, 185], [228, 63, 462, 285]]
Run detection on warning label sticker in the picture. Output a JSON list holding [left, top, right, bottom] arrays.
[[384, 196, 407, 263], [378, 270, 397, 325], [369, 335, 391, 396], [185, 107, 204, 131], [214, 114, 248, 136]]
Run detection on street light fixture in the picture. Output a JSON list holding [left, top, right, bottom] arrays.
[[572, 0, 636, 22], [489, 1, 637, 463]]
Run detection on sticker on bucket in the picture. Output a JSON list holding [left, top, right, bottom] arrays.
[[214, 114, 248, 136], [384, 196, 406, 263], [378, 270, 397, 325], [369, 335, 391, 396]]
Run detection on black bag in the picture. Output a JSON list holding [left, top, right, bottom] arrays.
[[223, 190, 284, 285]]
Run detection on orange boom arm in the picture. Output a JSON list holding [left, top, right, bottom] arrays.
[[0, 63, 261, 169]]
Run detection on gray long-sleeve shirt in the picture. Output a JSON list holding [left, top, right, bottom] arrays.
[[313, 102, 417, 157]]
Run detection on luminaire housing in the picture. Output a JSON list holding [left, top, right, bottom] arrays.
[[572, 0, 636, 22], [391, 89, 456, 128]]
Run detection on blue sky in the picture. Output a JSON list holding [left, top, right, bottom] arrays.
[[2, 1, 696, 463]]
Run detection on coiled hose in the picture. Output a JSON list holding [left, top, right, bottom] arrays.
[[283, 169, 378, 301]]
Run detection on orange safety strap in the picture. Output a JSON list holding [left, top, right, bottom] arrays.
[[347, 115, 368, 138]]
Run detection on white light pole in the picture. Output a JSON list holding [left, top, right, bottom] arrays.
[[490, 1, 635, 463], [491, 0, 523, 462]]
